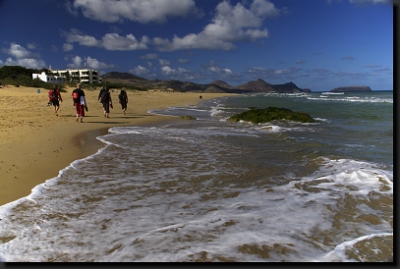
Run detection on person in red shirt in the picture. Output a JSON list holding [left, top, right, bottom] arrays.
[[72, 83, 87, 123]]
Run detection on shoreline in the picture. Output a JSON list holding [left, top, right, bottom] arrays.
[[0, 86, 237, 206]]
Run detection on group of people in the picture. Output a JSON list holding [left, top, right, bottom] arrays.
[[48, 83, 129, 123]]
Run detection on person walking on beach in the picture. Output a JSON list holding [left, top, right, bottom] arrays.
[[100, 87, 113, 118], [118, 89, 128, 115], [98, 86, 106, 102], [72, 83, 87, 123], [48, 84, 63, 116]]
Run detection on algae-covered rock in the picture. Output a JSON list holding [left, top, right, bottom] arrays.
[[180, 115, 197, 120], [228, 107, 315, 124]]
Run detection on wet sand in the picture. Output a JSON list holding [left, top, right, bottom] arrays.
[[0, 85, 236, 206]]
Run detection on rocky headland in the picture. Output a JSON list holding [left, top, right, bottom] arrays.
[[102, 72, 311, 94], [330, 86, 372, 92]]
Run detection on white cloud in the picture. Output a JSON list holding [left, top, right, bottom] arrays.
[[199, 61, 235, 81], [130, 65, 151, 76], [66, 55, 113, 69], [85, 56, 114, 69], [342, 56, 356, 61], [67, 56, 83, 68], [363, 64, 381, 68], [245, 66, 303, 81], [65, 1, 79, 16], [349, 0, 392, 5], [159, 59, 170, 66], [72, 0, 202, 23], [158, 66, 195, 80], [6, 43, 33, 59], [209, 66, 221, 73], [2, 43, 46, 69], [140, 53, 159, 60], [177, 67, 187, 74], [27, 43, 37, 50], [161, 66, 175, 75], [64, 29, 149, 51], [65, 29, 100, 47], [102, 33, 149, 50], [63, 43, 74, 51], [153, 0, 278, 51], [4, 57, 46, 69], [64, 0, 280, 52], [178, 58, 190, 64], [250, 0, 280, 17]]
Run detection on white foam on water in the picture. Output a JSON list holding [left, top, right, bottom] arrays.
[[321, 92, 344, 95], [0, 127, 392, 262], [307, 96, 393, 103], [0, 99, 392, 262], [321, 233, 393, 262]]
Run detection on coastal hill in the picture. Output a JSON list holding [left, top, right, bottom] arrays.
[[101, 72, 311, 93], [235, 79, 311, 93], [330, 86, 372, 92], [102, 72, 148, 85]]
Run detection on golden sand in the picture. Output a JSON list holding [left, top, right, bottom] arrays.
[[0, 85, 236, 206]]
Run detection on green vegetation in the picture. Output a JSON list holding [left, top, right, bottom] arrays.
[[0, 66, 70, 91], [180, 115, 197, 120], [228, 107, 316, 124], [0, 65, 48, 80]]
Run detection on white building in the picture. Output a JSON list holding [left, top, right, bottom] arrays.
[[50, 68, 102, 84], [32, 68, 102, 84], [32, 71, 66, 84]]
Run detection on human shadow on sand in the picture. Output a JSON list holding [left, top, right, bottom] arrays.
[[83, 121, 130, 125], [60, 115, 98, 118]]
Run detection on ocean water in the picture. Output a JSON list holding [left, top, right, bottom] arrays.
[[0, 91, 393, 262]]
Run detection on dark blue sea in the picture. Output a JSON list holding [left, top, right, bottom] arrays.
[[0, 91, 393, 262]]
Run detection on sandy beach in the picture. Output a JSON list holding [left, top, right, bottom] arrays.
[[0, 85, 236, 206]]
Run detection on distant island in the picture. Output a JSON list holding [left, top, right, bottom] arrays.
[[102, 72, 312, 94], [330, 86, 372, 92]]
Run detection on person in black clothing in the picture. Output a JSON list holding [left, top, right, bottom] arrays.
[[98, 87, 105, 102], [100, 87, 113, 118], [118, 89, 128, 115], [72, 83, 87, 123]]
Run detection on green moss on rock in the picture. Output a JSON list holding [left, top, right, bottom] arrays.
[[180, 115, 197, 120], [228, 107, 315, 124]]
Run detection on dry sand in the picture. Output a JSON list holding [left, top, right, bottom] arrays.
[[0, 85, 237, 206]]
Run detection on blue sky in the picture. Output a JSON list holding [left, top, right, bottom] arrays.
[[0, 0, 393, 91]]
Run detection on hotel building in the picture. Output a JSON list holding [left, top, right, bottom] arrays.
[[32, 68, 102, 84]]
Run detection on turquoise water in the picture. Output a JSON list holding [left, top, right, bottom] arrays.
[[220, 91, 393, 166], [0, 91, 393, 262]]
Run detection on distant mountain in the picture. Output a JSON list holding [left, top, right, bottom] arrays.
[[102, 72, 150, 87], [236, 79, 311, 93], [101, 72, 312, 93], [273, 82, 311, 93], [236, 79, 274, 92], [102, 72, 148, 81], [209, 80, 234, 89], [330, 86, 372, 92], [203, 80, 234, 93]]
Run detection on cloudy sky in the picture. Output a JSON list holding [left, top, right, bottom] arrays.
[[0, 0, 393, 91]]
